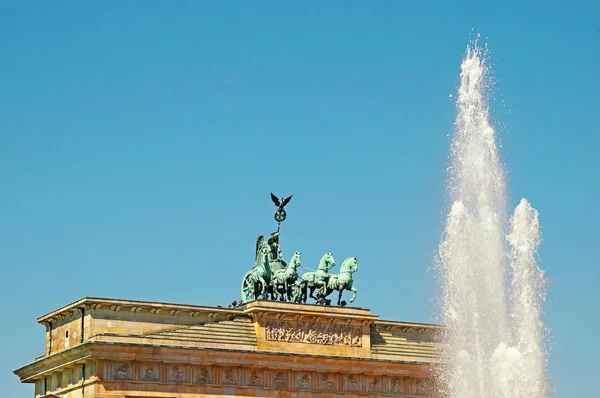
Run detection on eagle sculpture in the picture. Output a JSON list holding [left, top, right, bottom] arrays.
[[271, 193, 293, 211]]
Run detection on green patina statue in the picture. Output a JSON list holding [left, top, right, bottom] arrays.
[[241, 230, 289, 302], [320, 256, 359, 305], [271, 251, 301, 301], [239, 193, 359, 306], [297, 252, 336, 302], [241, 243, 271, 301]]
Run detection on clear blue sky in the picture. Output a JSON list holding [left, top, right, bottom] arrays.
[[1, 1, 598, 396]]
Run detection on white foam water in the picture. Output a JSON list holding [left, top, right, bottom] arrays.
[[436, 40, 549, 398]]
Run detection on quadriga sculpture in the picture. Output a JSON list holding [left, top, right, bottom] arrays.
[[322, 256, 358, 305], [241, 228, 358, 306], [240, 246, 272, 302], [297, 253, 335, 303], [270, 251, 301, 301]]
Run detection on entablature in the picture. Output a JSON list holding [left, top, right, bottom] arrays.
[[37, 297, 243, 325], [241, 300, 379, 326]]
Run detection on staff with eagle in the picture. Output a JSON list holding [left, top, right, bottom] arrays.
[[240, 193, 359, 306]]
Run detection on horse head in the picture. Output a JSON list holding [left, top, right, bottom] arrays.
[[289, 252, 301, 269], [340, 256, 358, 274], [319, 252, 335, 271]]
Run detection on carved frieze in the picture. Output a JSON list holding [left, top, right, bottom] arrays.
[[345, 374, 360, 391], [222, 368, 237, 384], [113, 363, 131, 380], [297, 374, 311, 389], [416, 378, 431, 395], [392, 377, 406, 394], [169, 365, 185, 383], [196, 367, 210, 384], [273, 371, 287, 388], [320, 374, 335, 391], [369, 376, 382, 393], [265, 320, 362, 347], [142, 366, 159, 382], [101, 359, 433, 396], [248, 370, 263, 386]]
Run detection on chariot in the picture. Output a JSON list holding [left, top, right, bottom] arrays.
[[239, 193, 359, 306]]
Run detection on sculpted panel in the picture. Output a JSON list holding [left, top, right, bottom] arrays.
[[416, 378, 431, 395], [297, 374, 311, 389], [273, 371, 287, 388], [142, 365, 159, 382], [248, 370, 263, 386], [369, 376, 382, 393], [169, 365, 185, 383], [222, 368, 237, 384], [265, 320, 362, 347], [113, 363, 131, 381], [392, 377, 406, 394], [196, 367, 210, 384], [345, 374, 360, 391], [97, 359, 434, 395], [320, 374, 336, 391]]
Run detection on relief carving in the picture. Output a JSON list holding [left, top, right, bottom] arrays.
[[346, 374, 359, 391], [265, 320, 362, 347], [392, 377, 405, 394], [113, 363, 131, 380], [297, 374, 310, 389], [274, 371, 287, 388], [169, 365, 185, 383], [107, 359, 414, 395], [197, 368, 210, 384], [369, 377, 382, 393], [223, 369, 236, 384], [416, 378, 430, 395], [249, 371, 262, 386], [321, 374, 335, 390], [142, 366, 159, 382]]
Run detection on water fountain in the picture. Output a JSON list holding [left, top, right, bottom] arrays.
[[436, 39, 549, 397]]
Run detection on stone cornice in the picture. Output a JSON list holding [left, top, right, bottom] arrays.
[[374, 319, 443, 335], [90, 341, 432, 371], [13, 344, 93, 383], [15, 337, 435, 383], [242, 301, 379, 325], [37, 297, 244, 325], [36, 298, 416, 327]]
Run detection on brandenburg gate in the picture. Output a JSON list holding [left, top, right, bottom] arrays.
[[14, 194, 443, 397]]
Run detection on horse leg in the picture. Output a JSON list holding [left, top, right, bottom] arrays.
[[323, 288, 333, 305], [291, 283, 298, 302], [299, 281, 307, 303], [309, 285, 316, 300], [303, 283, 309, 303], [289, 280, 295, 302], [294, 284, 301, 302], [320, 283, 329, 300], [265, 278, 273, 300], [350, 287, 357, 303], [300, 283, 306, 303], [280, 282, 286, 301], [284, 280, 290, 302], [314, 283, 324, 300], [338, 289, 344, 306]]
